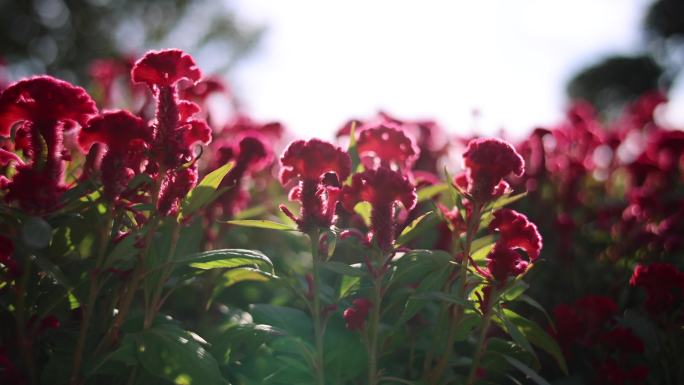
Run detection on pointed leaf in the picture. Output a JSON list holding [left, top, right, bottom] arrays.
[[224, 219, 296, 231], [180, 161, 234, 219], [396, 211, 436, 246]]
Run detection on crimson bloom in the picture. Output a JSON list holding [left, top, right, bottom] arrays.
[[343, 298, 373, 331], [0, 76, 97, 212], [342, 167, 416, 250], [488, 208, 542, 261], [132, 49, 211, 216], [630, 262, 684, 315], [78, 110, 152, 200], [279, 139, 351, 232], [356, 124, 419, 170], [462, 138, 524, 202]]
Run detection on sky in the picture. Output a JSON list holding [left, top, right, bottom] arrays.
[[230, 0, 682, 140]]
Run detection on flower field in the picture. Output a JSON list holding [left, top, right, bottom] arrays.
[[0, 49, 682, 385]]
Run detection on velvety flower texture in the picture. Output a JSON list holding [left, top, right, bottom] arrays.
[[78, 110, 152, 200], [342, 167, 416, 251], [462, 138, 524, 202], [279, 139, 351, 232], [484, 209, 542, 283], [0, 76, 97, 212], [343, 298, 373, 331], [356, 124, 419, 170], [630, 262, 684, 315], [132, 49, 212, 216]]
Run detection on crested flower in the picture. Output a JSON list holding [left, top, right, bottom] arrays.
[[0, 76, 97, 212], [212, 134, 272, 217], [78, 110, 152, 200], [342, 167, 416, 250], [356, 124, 419, 170], [131, 49, 212, 216], [131, 49, 209, 168], [279, 139, 351, 232], [629, 262, 684, 315], [343, 298, 373, 331], [488, 209, 543, 261], [462, 138, 524, 202]]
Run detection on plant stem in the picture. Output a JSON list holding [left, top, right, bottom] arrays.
[[15, 256, 36, 385], [429, 202, 482, 384], [143, 219, 181, 329], [309, 229, 325, 385], [367, 272, 383, 385], [466, 299, 495, 385], [70, 208, 114, 385]]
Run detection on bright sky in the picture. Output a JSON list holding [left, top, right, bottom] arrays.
[[231, 0, 681, 140]]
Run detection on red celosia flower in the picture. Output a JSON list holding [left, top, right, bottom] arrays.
[[462, 138, 524, 202], [78, 110, 152, 200], [552, 295, 619, 352], [279, 139, 351, 232], [0, 76, 97, 212], [488, 209, 543, 261], [595, 359, 649, 385], [342, 167, 416, 250], [343, 298, 373, 331], [211, 134, 272, 217], [131, 49, 210, 169], [356, 124, 419, 170], [0, 235, 20, 279], [131, 49, 201, 89], [485, 243, 529, 282], [630, 262, 684, 315]]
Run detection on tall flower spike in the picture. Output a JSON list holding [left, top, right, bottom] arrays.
[[342, 167, 416, 250], [0, 76, 97, 212], [131, 49, 209, 168], [279, 139, 351, 232], [463, 138, 524, 202], [78, 110, 152, 200], [356, 124, 419, 170]]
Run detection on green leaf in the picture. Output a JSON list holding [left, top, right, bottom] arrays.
[[471, 242, 495, 264], [397, 267, 451, 325], [31, 255, 72, 288], [178, 249, 274, 272], [320, 261, 367, 277], [180, 161, 234, 220], [499, 354, 551, 385], [233, 205, 268, 220], [250, 304, 313, 340], [224, 219, 296, 231], [409, 291, 472, 308], [514, 294, 554, 328], [354, 202, 372, 227], [21, 216, 52, 249], [497, 311, 537, 364], [220, 267, 275, 288], [488, 192, 528, 210], [339, 275, 361, 299], [417, 183, 448, 203], [135, 324, 226, 385], [347, 120, 361, 174], [388, 249, 451, 288], [396, 211, 436, 246], [500, 279, 529, 302], [500, 309, 568, 374]]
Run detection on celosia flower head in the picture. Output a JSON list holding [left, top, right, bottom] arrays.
[[0, 76, 97, 212], [279, 139, 351, 232], [356, 124, 419, 170], [131, 49, 201, 90], [78, 110, 152, 200], [463, 138, 524, 202], [630, 262, 684, 315], [342, 167, 416, 250], [488, 208, 542, 261]]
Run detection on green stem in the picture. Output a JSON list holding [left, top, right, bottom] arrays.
[[367, 273, 383, 385], [309, 230, 325, 385], [70, 209, 114, 385], [429, 202, 482, 384], [466, 299, 495, 385], [15, 256, 36, 385], [143, 220, 181, 329]]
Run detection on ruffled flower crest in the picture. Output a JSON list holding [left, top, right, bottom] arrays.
[[463, 138, 525, 202]]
